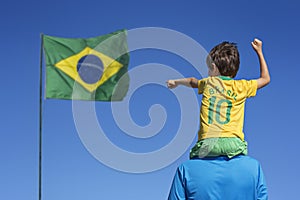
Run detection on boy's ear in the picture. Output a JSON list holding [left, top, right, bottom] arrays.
[[211, 63, 217, 72], [211, 63, 221, 75]]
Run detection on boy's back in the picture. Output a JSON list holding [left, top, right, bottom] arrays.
[[198, 76, 257, 141]]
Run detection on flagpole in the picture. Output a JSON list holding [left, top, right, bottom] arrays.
[[38, 33, 44, 200]]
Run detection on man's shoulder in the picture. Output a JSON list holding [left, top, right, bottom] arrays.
[[232, 155, 261, 165], [180, 156, 260, 168]]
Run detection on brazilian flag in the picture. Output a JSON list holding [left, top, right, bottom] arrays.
[[43, 30, 129, 101]]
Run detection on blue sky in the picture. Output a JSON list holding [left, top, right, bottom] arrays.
[[1, 0, 300, 199]]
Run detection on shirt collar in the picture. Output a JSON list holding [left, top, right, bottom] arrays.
[[218, 76, 233, 80]]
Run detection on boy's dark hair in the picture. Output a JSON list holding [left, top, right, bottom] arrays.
[[206, 41, 240, 78]]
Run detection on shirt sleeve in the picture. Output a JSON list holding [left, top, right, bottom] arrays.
[[168, 166, 186, 200], [256, 164, 268, 200], [244, 80, 258, 98], [198, 78, 206, 94]]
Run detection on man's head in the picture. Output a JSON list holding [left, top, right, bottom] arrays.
[[206, 41, 240, 78]]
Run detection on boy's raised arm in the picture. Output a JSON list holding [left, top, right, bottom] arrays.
[[251, 38, 271, 89], [166, 77, 199, 89]]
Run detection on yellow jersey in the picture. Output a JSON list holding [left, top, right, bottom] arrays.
[[198, 76, 257, 141]]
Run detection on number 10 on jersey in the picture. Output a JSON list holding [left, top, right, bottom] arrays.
[[208, 96, 232, 125]]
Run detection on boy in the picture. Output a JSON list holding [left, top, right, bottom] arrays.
[[167, 38, 270, 158]]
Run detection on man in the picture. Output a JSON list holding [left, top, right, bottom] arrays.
[[168, 155, 268, 200]]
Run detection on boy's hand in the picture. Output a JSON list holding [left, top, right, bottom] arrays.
[[251, 38, 263, 54], [252, 38, 271, 89], [166, 80, 178, 89]]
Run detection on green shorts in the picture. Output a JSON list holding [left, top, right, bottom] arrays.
[[190, 137, 248, 159]]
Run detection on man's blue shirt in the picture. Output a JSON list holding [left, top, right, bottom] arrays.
[[168, 155, 268, 200]]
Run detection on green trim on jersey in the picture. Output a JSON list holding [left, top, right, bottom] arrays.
[[218, 76, 233, 80]]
